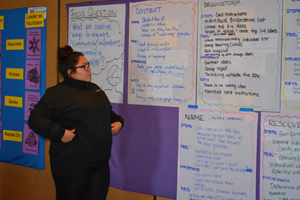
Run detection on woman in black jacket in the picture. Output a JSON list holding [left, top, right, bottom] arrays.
[[28, 45, 124, 200]]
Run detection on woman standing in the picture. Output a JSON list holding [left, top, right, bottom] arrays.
[[28, 45, 124, 200]]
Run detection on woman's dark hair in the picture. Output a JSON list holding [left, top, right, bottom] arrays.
[[58, 45, 83, 80]]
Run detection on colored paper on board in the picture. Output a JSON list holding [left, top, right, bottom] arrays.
[[6, 39, 24, 50], [25, 13, 44, 28], [0, 61, 2, 88], [0, 31, 2, 59], [0, 16, 3, 30], [25, 60, 40, 90], [3, 130, 22, 142], [4, 96, 23, 108], [5, 68, 24, 80], [26, 29, 41, 59], [0, 90, 1, 118], [24, 91, 40, 121], [23, 124, 38, 155], [0, 121, 2, 149]]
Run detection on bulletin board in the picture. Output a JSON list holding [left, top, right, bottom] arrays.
[[67, 0, 300, 199], [0, 7, 47, 169]]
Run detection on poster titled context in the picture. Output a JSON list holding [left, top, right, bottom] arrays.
[[128, 0, 197, 106], [177, 107, 257, 200], [198, 0, 281, 111], [261, 113, 300, 200], [281, 0, 300, 113], [68, 4, 126, 104]]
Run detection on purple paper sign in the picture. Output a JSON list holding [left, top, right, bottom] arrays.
[[0, 90, 1, 118], [0, 31, 2, 59], [23, 124, 39, 155], [0, 121, 2, 149], [0, 60, 1, 88], [25, 60, 40, 90], [24, 91, 40, 121], [26, 29, 41, 59]]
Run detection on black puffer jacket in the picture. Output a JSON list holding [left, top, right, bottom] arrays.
[[28, 79, 124, 166]]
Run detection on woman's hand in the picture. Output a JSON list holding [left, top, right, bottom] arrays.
[[111, 122, 122, 135], [61, 129, 75, 143]]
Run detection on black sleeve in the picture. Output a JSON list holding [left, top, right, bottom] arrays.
[[110, 107, 124, 127], [28, 88, 65, 142], [95, 83, 124, 127]]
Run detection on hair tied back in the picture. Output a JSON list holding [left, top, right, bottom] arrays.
[[58, 45, 74, 60]]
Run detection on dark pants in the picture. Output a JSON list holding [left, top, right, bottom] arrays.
[[50, 158, 110, 200]]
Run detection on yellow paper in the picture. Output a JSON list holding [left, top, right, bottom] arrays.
[[4, 96, 23, 108], [3, 130, 22, 142], [25, 12, 44, 28], [0, 16, 4, 30], [6, 68, 24, 80], [6, 39, 24, 50]]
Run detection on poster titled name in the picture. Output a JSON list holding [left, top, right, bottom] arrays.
[[177, 108, 257, 199]]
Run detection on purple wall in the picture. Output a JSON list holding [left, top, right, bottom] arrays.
[[67, 0, 179, 198]]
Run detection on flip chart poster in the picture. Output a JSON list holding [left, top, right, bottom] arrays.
[[281, 0, 300, 113], [68, 4, 125, 103], [128, 0, 197, 106], [261, 113, 300, 200], [198, 0, 281, 111], [177, 107, 257, 199]]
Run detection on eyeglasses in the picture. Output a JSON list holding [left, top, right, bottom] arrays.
[[73, 62, 90, 71]]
